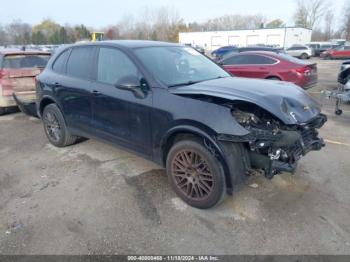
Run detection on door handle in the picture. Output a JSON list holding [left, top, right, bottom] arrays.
[[91, 90, 102, 96], [53, 82, 61, 87]]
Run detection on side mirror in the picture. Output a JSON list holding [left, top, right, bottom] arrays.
[[115, 75, 147, 98]]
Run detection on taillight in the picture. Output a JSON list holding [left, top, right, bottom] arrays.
[[0, 70, 13, 96], [294, 67, 311, 76], [0, 69, 4, 96]]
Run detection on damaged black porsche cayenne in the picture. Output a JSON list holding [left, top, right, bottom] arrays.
[[35, 41, 327, 209]]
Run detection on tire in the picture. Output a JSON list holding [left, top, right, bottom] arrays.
[[266, 77, 281, 81], [166, 139, 226, 209], [300, 53, 309, 60], [325, 54, 332, 60], [0, 107, 5, 116], [42, 104, 77, 147]]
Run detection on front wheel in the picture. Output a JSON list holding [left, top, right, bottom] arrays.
[[42, 104, 78, 147], [166, 139, 226, 209], [0, 107, 5, 116]]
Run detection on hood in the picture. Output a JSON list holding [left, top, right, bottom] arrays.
[[169, 77, 322, 125]]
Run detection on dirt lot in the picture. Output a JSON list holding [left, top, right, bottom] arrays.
[[0, 58, 350, 255]]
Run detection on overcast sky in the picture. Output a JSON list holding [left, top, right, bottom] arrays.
[[0, 0, 346, 28]]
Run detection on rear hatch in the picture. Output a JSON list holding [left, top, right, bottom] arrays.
[[1, 53, 50, 102]]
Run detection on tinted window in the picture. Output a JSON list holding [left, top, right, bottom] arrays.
[[345, 46, 350, 50], [223, 55, 276, 65], [97, 47, 138, 85], [52, 49, 70, 74], [3, 54, 50, 69], [66, 47, 95, 79]]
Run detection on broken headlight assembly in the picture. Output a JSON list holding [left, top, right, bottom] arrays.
[[230, 108, 326, 179]]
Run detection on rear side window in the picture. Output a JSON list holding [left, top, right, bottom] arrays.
[[52, 49, 70, 74], [66, 47, 95, 79], [97, 47, 138, 85], [2, 54, 50, 69], [223, 55, 276, 65]]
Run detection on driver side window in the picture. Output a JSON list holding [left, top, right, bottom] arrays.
[[97, 47, 138, 85]]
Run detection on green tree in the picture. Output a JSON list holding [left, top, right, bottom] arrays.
[[59, 27, 68, 43], [74, 25, 91, 40], [266, 19, 285, 28], [32, 31, 46, 44]]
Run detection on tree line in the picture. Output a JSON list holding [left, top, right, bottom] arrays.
[[1, 1, 350, 46]]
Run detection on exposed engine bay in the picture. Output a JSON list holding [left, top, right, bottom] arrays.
[[230, 103, 326, 178], [184, 94, 327, 179]]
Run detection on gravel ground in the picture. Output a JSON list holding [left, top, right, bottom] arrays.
[[0, 58, 350, 255]]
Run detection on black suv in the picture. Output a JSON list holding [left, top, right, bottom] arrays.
[[36, 41, 326, 209]]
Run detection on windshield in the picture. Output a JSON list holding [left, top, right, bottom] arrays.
[[3, 54, 50, 69], [135, 46, 230, 87]]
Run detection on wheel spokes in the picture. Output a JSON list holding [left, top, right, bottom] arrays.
[[171, 150, 214, 200]]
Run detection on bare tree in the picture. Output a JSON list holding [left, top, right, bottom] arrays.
[[6, 20, 32, 45], [342, 1, 350, 40], [294, 0, 328, 29], [323, 9, 334, 40]]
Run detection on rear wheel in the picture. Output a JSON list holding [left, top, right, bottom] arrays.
[[300, 53, 309, 59], [42, 104, 77, 147], [266, 77, 281, 81], [0, 107, 5, 116], [324, 54, 333, 60], [166, 139, 226, 209]]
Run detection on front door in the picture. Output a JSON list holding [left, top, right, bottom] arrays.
[[92, 47, 152, 155]]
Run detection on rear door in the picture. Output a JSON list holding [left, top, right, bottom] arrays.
[[1, 54, 50, 102], [222, 54, 275, 79], [342, 46, 350, 58], [333, 46, 350, 58], [286, 47, 299, 57], [55, 46, 96, 133]]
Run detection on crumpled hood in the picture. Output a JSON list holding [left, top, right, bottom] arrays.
[[170, 77, 322, 125]]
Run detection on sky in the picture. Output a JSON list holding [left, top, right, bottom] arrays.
[[0, 0, 347, 28]]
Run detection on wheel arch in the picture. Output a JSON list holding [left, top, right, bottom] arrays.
[[160, 125, 235, 194], [38, 95, 60, 118]]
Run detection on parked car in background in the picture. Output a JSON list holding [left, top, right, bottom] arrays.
[[211, 46, 237, 59], [0, 50, 50, 115], [35, 41, 326, 209], [212, 46, 284, 61], [321, 45, 350, 59], [219, 51, 318, 89], [306, 43, 337, 57], [285, 45, 312, 59], [338, 60, 350, 84]]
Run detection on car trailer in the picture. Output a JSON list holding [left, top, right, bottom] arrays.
[[323, 82, 350, 115]]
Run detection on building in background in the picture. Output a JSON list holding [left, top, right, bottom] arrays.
[[179, 27, 312, 51]]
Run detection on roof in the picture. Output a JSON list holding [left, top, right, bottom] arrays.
[[77, 40, 179, 49], [219, 51, 284, 61]]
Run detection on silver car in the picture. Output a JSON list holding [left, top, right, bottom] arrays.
[[286, 46, 313, 59]]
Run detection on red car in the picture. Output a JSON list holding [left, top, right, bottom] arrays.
[[0, 50, 50, 115], [219, 51, 318, 89], [320, 46, 350, 59]]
